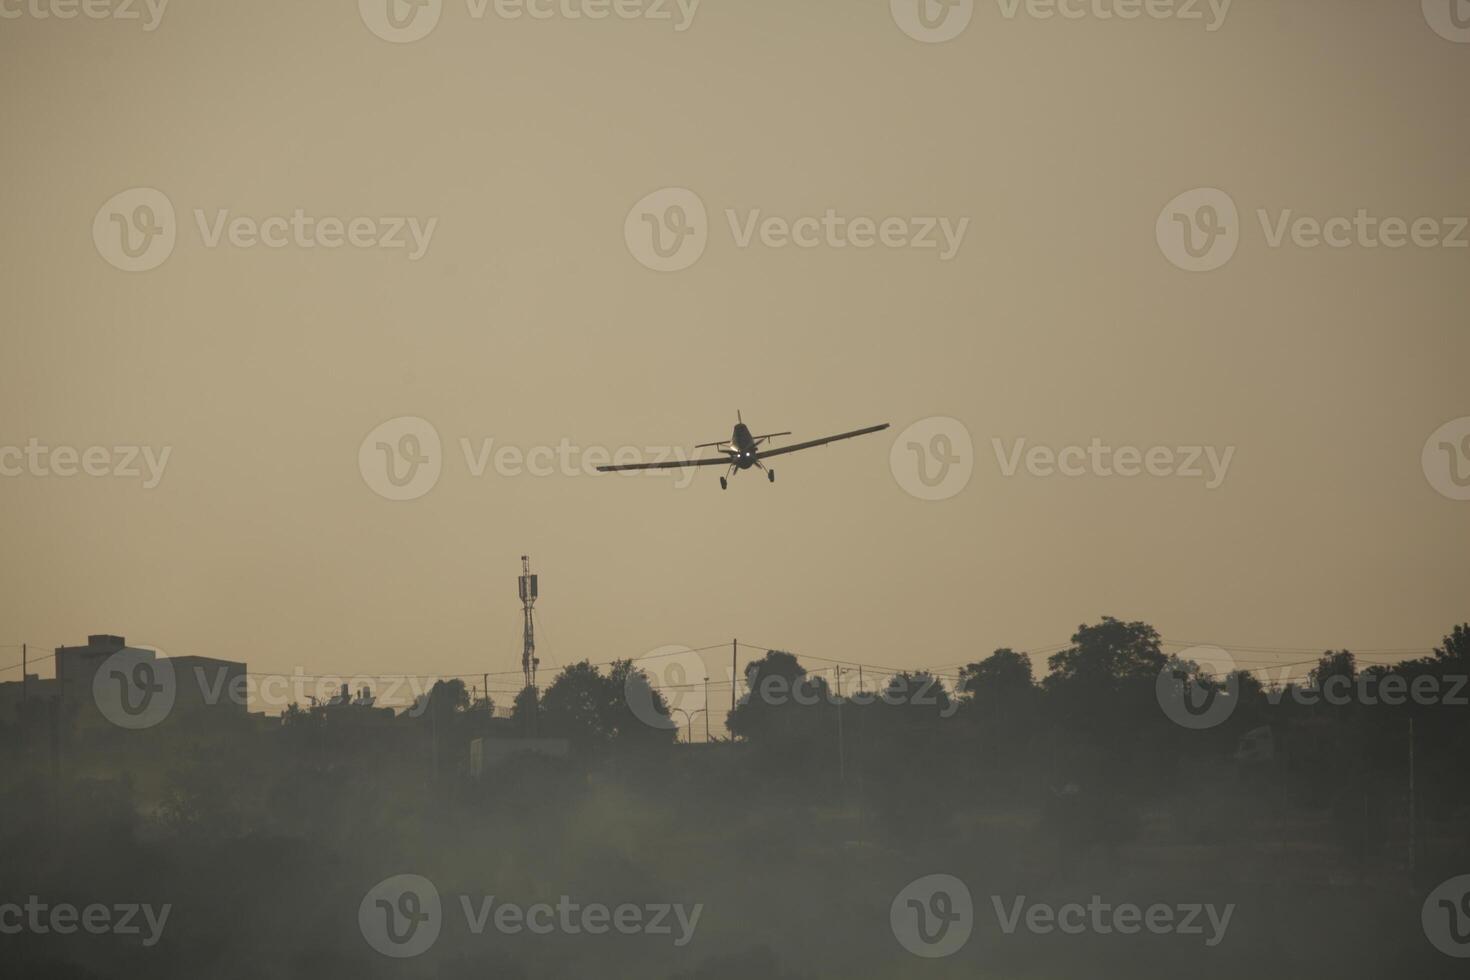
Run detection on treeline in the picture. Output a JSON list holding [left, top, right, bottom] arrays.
[[471, 617, 1470, 851]]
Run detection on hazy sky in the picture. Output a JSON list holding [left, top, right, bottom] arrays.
[[2, 1, 1466, 720]]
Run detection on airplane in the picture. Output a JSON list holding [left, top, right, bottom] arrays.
[[596, 412, 891, 489]]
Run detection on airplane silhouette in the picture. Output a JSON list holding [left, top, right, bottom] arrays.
[[597, 413, 890, 489]]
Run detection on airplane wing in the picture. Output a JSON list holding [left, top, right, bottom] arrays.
[[755, 423, 890, 459], [596, 455, 733, 472]]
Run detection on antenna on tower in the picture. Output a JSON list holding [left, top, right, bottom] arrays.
[[518, 555, 540, 693]]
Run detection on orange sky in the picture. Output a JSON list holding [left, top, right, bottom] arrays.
[[1, 1, 1466, 724]]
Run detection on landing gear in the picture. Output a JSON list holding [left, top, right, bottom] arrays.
[[720, 476, 728, 490], [767, 469, 776, 483]]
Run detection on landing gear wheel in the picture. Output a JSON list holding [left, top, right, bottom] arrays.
[[720, 477, 728, 490], [767, 469, 775, 483]]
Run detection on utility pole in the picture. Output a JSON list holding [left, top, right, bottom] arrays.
[[835, 666, 847, 795], [731, 638, 737, 714], [518, 555, 540, 734], [704, 676, 710, 742], [1409, 715, 1417, 881]]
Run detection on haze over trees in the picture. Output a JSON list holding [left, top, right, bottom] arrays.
[[2, 616, 1466, 979]]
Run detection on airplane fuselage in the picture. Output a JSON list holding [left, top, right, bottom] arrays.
[[593, 412, 888, 489], [730, 423, 758, 468]]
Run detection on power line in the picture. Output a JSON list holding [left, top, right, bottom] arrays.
[[0, 650, 55, 673]]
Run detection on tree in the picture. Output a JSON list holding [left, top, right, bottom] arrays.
[[1041, 618, 1170, 778], [1309, 650, 1357, 691], [540, 661, 610, 746], [605, 659, 677, 744], [510, 685, 541, 733], [727, 650, 829, 744], [1044, 617, 1166, 691], [959, 648, 1036, 718], [1433, 623, 1470, 665], [532, 660, 678, 750]]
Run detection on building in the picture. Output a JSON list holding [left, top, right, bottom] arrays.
[[54, 634, 135, 712], [0, 674, 58, 727], [52, 634, 247, 728], [169, 655, 248, 718]]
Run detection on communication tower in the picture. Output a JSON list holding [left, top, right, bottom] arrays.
[[519, 555, 540, 692]]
